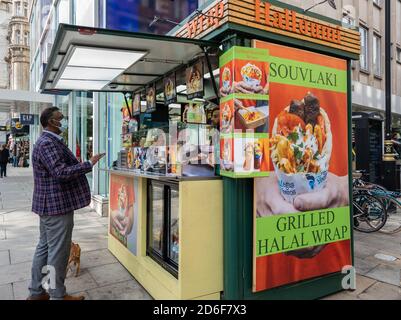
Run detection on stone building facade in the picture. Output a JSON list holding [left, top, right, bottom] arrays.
[[7, 0, 29, 90], [0, 0, 11, 89]]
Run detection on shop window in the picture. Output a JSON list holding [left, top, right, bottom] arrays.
[[373, 33, 382, 77], [147, 180, 179, 278], [359, 25, 369, 72]]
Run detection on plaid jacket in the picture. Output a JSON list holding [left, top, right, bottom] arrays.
[[32, 132, 92, 215]]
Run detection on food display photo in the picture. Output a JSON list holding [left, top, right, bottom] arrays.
[[252, 41, 351, 293], [133, 93, 141, 116], [146, 85, 156, 113], [164, 73, 177, 105], [186, 60, 204, 99], [219, 46, 270, 178]]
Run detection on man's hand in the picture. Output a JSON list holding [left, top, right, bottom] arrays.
[[294, 173, 349, 211], [90, 153, 105, 166], [255, 175, 299, 216]]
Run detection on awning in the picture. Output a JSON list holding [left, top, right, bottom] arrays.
[[41, 24, 219, 94]]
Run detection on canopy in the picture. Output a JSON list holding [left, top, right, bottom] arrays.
[[40, 24, 219, 94]]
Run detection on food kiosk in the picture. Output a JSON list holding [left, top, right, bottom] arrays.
[[40, 0, 360, 300]]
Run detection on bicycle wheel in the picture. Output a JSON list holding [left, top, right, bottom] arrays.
[[379, 197, 401, 234], [353, 193, 387, 233]]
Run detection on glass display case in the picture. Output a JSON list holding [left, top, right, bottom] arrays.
[[147, 180, 179, 277]]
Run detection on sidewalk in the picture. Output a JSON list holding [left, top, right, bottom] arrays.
[[0, 167, 152, 300], [1, 167, 400, 300]]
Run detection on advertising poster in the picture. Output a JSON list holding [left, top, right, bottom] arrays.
[[219, 46, 270, 178], [133, 93, 141, 116], [186, 60, 204, 99], [109, 174, 139, 255], [146, 84, 156, 113], [253, 41, 351, 292], [164, 73, 177, 105]]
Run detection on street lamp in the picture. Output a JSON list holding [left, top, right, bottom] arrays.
[[304, 0, 337, 13]]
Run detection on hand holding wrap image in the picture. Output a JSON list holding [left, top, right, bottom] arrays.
[[253, 41, 351, 292]]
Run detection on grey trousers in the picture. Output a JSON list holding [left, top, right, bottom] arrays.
[[29, 212, 74, 299]]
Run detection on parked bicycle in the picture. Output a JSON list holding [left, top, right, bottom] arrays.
[[353, 171, 401, 234]]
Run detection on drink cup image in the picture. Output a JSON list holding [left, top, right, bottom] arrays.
[[241, 63, 262, 88], [270, 92, 332, 203], [243, 142, 254, 171], [254, 141, 262, 170]]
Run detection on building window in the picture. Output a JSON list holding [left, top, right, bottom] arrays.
[[73, 0, 95, 27], [24, 31, 29, 46], [397, 47, 401, 63], [360, 25, 369, 72], [15, 30, 21, 44], [373, 33, 382, 76], [57, 0, 70, 24], [23, 2, 28, 17], [15, 1, 22, 16]]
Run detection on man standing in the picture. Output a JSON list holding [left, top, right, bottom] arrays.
[[0, 144, 10, 177], [27, 107, 104, 300]]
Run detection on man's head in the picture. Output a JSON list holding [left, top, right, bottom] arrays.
[[40, 107, 65, 135], [211, 108, 220, 127]]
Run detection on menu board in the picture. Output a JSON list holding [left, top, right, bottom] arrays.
[[219, 46, 270, 178], [186, 60, 204, 99], [164, 73, 177, 105], [146, 85, 156, 113]]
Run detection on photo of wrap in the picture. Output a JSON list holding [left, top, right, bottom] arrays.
[[253, 41, 352, 292]]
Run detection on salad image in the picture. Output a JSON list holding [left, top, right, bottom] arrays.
[[271, 92, 332, 202], [147, 87, 155, 109], [241, 63, 262, 87], [164, 78, 175, 100], [187, 65, 202, 94]]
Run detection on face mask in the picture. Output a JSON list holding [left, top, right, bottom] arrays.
[[55, 118, 68, 133]]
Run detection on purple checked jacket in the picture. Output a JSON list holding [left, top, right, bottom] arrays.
[[32, 132, 92, 216]]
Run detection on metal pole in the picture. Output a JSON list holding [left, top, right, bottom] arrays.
[[383, 0, 397, 191], [385, 0, 391, 139]]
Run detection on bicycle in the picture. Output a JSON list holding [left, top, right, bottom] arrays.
[[353, 170, 401, 234], [352, 187, 387, 233]]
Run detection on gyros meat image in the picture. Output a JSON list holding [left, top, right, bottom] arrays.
[[271, 92, 332, 202], [241, 63, 262, 87]]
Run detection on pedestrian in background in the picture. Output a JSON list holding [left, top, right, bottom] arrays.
[[0, 144, 10, 178], [27, 106, 105, 300]]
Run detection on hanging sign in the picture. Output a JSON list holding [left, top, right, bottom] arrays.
[[20, 114, 36, 125], [164, 73, 177, 105], [186, 60, 204, 100], [133, 93, 141, 116], [146, 84, 156, 113]]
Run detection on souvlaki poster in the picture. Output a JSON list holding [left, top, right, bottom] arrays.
[[252, 41, 351, 292]]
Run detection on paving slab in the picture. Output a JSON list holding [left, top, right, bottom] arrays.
[[354, 257, 380, 275], [0, 284, 14, 300], [9, 247, 36, 264], [64, 269, 99, 293], [79, 248, 118, 269], [12, 279, 30, 300], [0, 261, 32, 285], [88, 263, 134, 287], [357, 281, 401, 300], [0, 250, 10, 266], [364, 263, 401, 287], [86, 280, 152, 300]]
